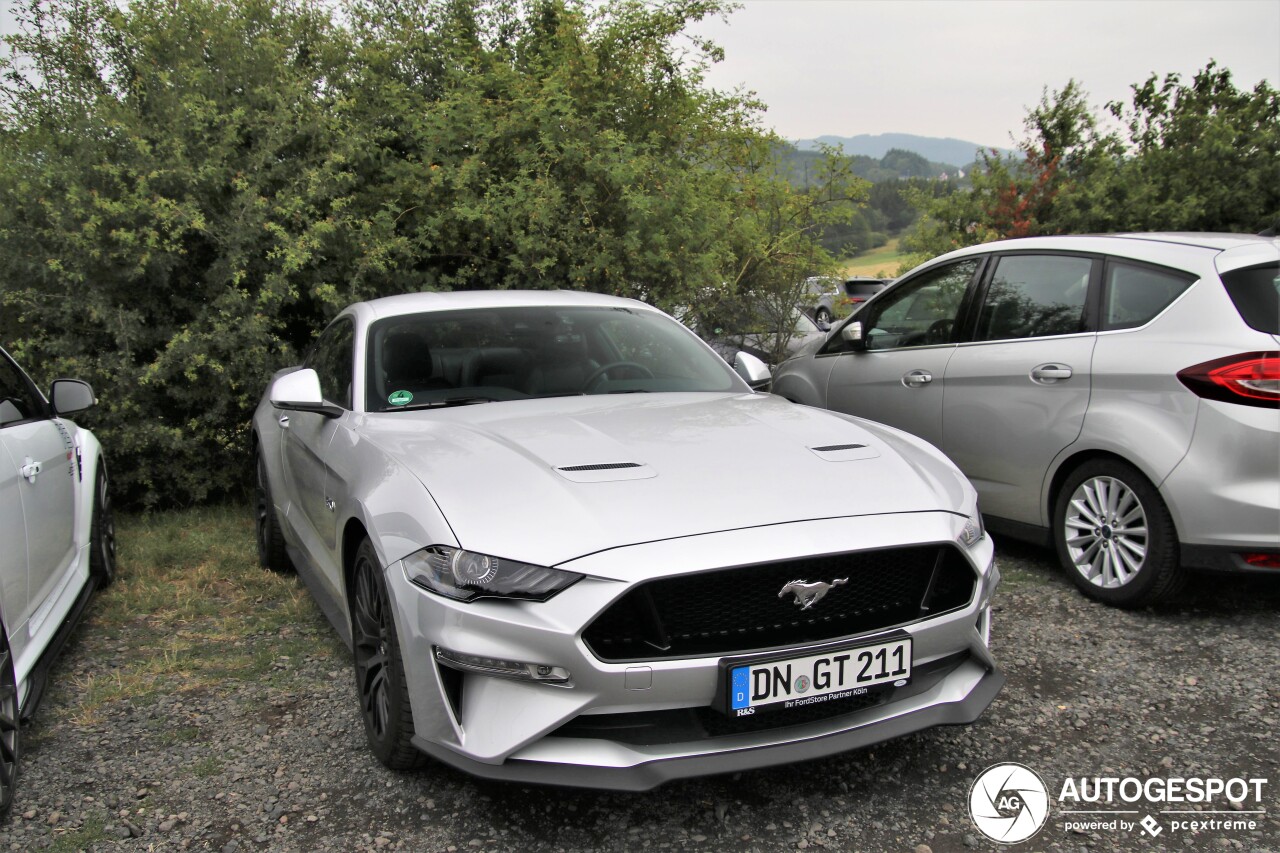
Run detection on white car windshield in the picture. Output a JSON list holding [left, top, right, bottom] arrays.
[[366, 305, 740, 411]]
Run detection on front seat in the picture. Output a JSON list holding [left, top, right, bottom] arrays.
[[382, 331, 452, 395]]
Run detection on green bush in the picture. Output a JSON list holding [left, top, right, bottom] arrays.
[[0, 0, 858, 506]]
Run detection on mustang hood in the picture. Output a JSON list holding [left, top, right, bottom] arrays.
[[357, 393, 972, 567]]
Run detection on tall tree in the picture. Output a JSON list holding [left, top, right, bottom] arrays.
[[903, 65, 1280, 268]]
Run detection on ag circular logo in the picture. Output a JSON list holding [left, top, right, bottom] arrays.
[[968, 762, 1050, 844]]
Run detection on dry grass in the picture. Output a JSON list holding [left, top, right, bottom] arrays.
[[841, 238, 913, 279], [63, 505, 340, 724]]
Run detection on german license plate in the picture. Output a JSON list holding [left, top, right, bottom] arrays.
[[724, 636, 912, 716]]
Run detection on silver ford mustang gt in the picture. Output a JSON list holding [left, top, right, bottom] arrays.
[[252, 290, 1002, 790]]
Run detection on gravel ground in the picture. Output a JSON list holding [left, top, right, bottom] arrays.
[[3, 538, 1278, 853]]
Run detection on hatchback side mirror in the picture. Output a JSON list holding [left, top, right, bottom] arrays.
[[50, 379, 96, 416], [840, 320, 868, 352], [269, 368, 343, 418]]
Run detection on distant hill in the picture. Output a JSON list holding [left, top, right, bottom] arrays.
[[795, 133, 1013, 169], [775, 143, 958, 185]]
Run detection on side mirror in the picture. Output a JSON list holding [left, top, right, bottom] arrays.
[[50, 379, 96, 416], [840, 320, 868, 351], [269, 368, 343, 418], [733, 351, 772, 390]]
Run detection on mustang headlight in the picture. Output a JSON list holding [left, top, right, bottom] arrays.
[[404, 546, 582, 602], [958, 498, 985, 548], [959, 515, 985, 548]]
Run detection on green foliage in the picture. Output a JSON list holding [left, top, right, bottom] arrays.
[[903, 65, 1280, 268], [0, 0, 855, 506], [0, 0, 350, 506]]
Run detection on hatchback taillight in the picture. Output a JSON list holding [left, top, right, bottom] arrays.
[[1177, 352, 1280, 408]]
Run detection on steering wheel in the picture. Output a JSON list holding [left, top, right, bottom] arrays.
[[924, 318, 953, 344], [583, 361, 655, 393]]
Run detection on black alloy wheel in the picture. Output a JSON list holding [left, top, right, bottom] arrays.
[[89, 465, 116, 587], [0, 626, 19, 819], [351, 539, 424, 770], [255, 454, 292, 573]]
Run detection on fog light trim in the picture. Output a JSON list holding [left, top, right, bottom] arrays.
[[434, 646, 572, 685]]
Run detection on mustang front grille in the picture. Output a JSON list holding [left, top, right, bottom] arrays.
[[583, 545, 975, 662]]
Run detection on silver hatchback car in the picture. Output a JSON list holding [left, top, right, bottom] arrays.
[[773, 234, 1280, 608]]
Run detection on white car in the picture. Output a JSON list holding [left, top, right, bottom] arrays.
[[253, 291, 1002, 789], [0, 345, 114, 816]]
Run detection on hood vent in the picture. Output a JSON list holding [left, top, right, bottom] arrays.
[[555, 461, 656, 483], [809, 443, 880, 462], [558, 462, 642, 472]]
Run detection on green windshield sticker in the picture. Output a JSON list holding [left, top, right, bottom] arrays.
[[388, 390, 413, 406]]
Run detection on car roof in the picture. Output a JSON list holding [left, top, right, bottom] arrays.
[[910, 232, 1276, 277], [351, 289, 654, 322], [1110, 233, 1277, 251]]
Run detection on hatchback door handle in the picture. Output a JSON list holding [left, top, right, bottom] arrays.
[[19, 457, 40, 483], [278, 415, 290, 429], [1031, 364, 1073, 384], [902, 370, 933, 388]]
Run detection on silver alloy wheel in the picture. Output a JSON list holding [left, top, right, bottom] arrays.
[[1063, 475, 1149, 588]]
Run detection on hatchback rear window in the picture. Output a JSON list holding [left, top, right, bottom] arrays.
[[1220, 262, 1280, 334]]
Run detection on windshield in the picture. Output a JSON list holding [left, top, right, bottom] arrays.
[[365, 304, 741, 412]]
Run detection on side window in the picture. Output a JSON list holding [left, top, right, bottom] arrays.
[[0, 354, 44, 428], [974, 255, 1092, 342], [863, 260, 978, 351], [1104, 262, 1195, 331], [307, 319, 354, 409]]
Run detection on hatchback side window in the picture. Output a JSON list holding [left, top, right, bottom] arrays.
[[974, 255, 1092, 342], [307, 319, 354, 409], [861, 260, 979, 351], [1103, 262, 1195, 331], [0, 354, 44, 428]]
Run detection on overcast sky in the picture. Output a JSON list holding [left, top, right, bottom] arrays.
[[687, 0, 1280, 148]]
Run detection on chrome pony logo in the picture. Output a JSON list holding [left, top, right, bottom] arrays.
[[778, 578, 848, 610]]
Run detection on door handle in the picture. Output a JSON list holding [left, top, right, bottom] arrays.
[[278, 414, 291, 429], [901, 370, 933, 388], [20, 457, 41, 483], [1031, 364, 1073, 384]]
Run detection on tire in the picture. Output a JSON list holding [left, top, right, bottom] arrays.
[[350, 539, 424, 770], [1054, 459, 1186, 608], [0, 624, 19, 819], [255, 453, 292, 574], [814, 307, 833, 326], [89, 464, 116, 587]]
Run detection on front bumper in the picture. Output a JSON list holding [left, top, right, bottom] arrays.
[[386, 512, 1001, 790]]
